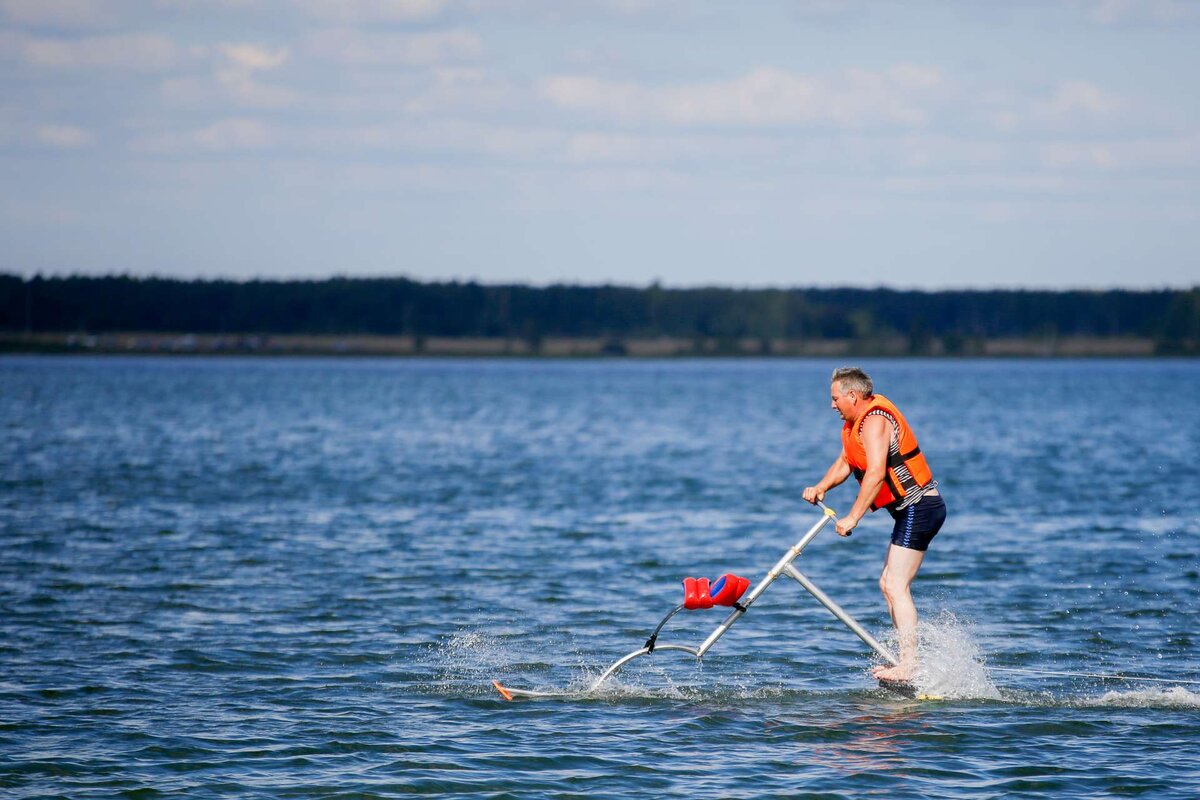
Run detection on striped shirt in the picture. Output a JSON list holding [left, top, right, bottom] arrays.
[[865, 408, 938, 511]]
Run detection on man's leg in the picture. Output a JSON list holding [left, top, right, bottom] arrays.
[[872, 544, 926, 681]]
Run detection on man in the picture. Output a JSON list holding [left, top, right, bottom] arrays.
[[802, 366, 946, 683]]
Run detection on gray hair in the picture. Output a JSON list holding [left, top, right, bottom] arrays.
[[831, 366, 873, 397]]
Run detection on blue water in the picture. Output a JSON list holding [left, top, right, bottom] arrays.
[[2, 356, 1198, 798]]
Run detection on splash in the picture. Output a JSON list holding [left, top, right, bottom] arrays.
[[878, 614, 1200, 708], [424, 629, 698, 699], [880, 611, 1002, 700], [425, 628, 814, 702], [1082, 686, 1200, 709], [423, 629, 544, 696]]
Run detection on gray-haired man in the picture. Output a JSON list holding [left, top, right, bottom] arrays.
[[803, 367, 946, 682]]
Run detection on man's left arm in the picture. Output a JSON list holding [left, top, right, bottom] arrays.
[[836, 414, 892, 536]]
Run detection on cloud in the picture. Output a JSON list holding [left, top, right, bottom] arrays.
[[156, 31, 484, 116], [160, 73, 298, 110], [1044, 80, 1122, 117], [0, 110, 95, 149], [218, 42, 288, 72], [1039, 142, 1117, 170], [213, 42, 295, 107], [399, 67, 521, 115], [0, 31, 184, 70], [300, 0, 448, 24], [159, 42, 296, 110], [0, 0, 110, 28], [983, 79, 1125, 133], [194, 117, 271, 150], [131, 117, 277, 154], [303, 119, 562, 159], [36, 123, 94, 148], [132, 116, 563, 160], [1079, 0, 1200, 25], [1039, 133, 1200, 171], [305, 27, 481, 66], [561, 130, 780, 166], [540, 64, 945, 129]]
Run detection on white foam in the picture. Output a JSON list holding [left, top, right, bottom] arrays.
[[425, 629, 538, 696], [1082, 686, 1200, 709], [880, 610, 1002, 700], [428, 628, 693, 699]]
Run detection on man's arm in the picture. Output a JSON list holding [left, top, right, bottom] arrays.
[[802, 451, 852, 504], [836, 414, 892, 536]]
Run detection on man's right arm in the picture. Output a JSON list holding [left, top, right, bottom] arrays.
[[803, 451, 852, 504]]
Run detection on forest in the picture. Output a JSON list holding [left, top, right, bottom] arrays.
[[1, 274, 1197, 355]]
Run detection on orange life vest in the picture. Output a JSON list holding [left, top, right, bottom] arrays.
[[840, 393, 933, 511]]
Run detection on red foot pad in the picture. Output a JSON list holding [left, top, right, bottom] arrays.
[[682, 576, 712, 609], [710, 573, 750, 606], [682, 573, 750, 609]]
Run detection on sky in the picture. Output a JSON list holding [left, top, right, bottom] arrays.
[[1, 0, 1198, 289]]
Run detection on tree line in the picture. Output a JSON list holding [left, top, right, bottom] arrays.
[[1, 274, 1197, 352]]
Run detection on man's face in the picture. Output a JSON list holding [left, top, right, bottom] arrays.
[[830, 381, 858, 421]]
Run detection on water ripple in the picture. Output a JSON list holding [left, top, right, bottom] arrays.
[[2, 357, 1199, 798]]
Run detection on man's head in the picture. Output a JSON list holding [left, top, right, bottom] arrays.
[[830, 366, 874, 422]]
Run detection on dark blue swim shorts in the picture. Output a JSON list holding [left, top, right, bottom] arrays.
[[887, 493, 947, 552]]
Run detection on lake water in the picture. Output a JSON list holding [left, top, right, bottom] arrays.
[[2, 356, 1198, 798]]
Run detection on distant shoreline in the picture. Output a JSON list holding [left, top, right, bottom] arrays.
[[1, 331, 1184, 358], [5, 276, 1198, 359]]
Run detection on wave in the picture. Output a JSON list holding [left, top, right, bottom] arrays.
[[1078, 686, 1200, 709], [424, 624, 1200, 710]]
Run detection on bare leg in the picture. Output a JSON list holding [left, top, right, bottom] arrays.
[[872, 544, 926, 681]]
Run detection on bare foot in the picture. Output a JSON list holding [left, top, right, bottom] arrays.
[[873, 663, 915, 682]]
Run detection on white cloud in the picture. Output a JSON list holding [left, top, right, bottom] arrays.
[[305, 27, 481, 66], [304, 119, 562, 158], [561, 131, 780, 165], [217, 71, 298, 108], [132, 116, 564, 160], [1080, 0, 1200, 25], [0, 0, 110, 28], [214, 42, 295, 107], [541, 64, 945, 129], [218, 43, 288, 72], [159, 42, 296, 110], [0, 31, 183, 70], [36, 123, 94, 148], [300, 0, 448, 24], [160, 72, 298, 110], [1040, 142, 1116, 169], [0, 109, 96, 149], [983, 80, 1125, 133], [194, 117, 272, 150], [1044, 80, 1122, 117], [400, 67, 520, 115], [155, 0, 262, 7], [132, 117, 274, 153], [1039, 133, 1200, 171]]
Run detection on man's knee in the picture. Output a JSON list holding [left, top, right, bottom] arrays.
[[880, 570, 911, 602]]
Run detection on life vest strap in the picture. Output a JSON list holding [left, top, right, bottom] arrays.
[[885, 445, 921, 469]]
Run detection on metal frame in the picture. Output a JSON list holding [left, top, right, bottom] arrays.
[[493, 502, 898, 699]]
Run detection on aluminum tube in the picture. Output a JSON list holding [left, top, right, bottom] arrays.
[[782, 563, 898, 666], [695, 508, 836, 657], [588, 643, 700, 690]]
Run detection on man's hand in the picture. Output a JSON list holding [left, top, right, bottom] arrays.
[[835, 515, 858, 537], [802, 486, 825, 504]]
